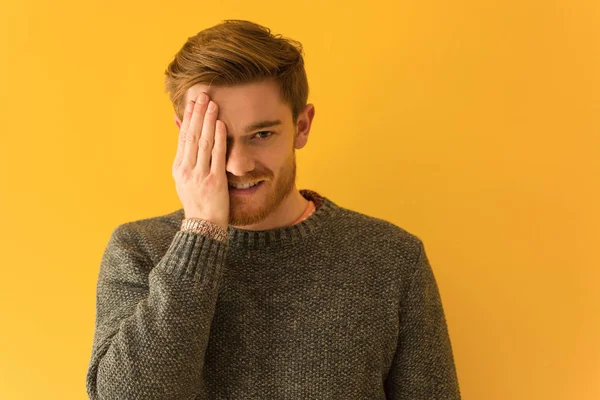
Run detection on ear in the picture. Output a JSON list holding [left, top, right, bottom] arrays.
[[294, 104, 315, 150], [174, 114, 182, 130]]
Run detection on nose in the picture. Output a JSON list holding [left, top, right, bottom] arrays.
[[225, 141, 255, 177]]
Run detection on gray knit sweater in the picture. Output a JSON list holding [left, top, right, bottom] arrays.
[[86, 189, 461, 399]]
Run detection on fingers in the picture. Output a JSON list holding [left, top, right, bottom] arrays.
[[173, 100, 195, 169], [211, 120, 227, 175], [182, 93, 209, 169], [195, 100, 218, 176]]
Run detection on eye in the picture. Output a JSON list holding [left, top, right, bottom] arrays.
[[253, 131, 274, 140]]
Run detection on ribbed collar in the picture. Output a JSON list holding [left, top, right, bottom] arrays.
[[170, 189, 340, 250]]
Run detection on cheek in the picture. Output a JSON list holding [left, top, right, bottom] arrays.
[[259, 139, 287, 162], [273, 143, 295, 168]]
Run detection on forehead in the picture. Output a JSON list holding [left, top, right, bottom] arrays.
[[184, 79, 290, 122]]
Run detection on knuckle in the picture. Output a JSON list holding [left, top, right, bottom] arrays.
[[179, 167, 193, 180], [184, 131, 196, 143], [209, 173, 225, 185], [198, 137, 212, 151], [197, 138, 208, 151]]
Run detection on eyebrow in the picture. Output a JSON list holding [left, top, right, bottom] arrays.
[[244, 119, 282, 134]]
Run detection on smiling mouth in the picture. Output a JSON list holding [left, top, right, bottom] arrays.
[[228, 180, 264, 190]]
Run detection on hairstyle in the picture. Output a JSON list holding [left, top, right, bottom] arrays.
[[164, 19, 309, 126]]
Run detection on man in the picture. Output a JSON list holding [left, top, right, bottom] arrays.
[[86, 19, 461, 400]]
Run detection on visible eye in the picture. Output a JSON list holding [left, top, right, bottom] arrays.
[[253, 131, 274, 140]]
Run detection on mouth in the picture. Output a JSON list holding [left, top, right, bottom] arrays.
[[228, 180, 265, 195]]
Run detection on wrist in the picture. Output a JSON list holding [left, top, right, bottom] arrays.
[[180, 218, 228, 242]]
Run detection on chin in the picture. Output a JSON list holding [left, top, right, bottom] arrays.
[[229, 208, 270, 227]]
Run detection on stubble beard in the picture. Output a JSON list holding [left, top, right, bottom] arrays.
[[228, 150, 297, 227]]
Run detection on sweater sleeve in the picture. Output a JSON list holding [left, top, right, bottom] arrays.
[[384, 240, 461, 399], [85, 224, 227, 400]]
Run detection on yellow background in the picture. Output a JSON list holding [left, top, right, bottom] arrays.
[[1, 0, 598, 399]]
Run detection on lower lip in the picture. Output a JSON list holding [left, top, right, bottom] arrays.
[[228, 180, 265, 196]]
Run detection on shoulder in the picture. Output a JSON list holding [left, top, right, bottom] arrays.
[[329, 205, 424, 268]]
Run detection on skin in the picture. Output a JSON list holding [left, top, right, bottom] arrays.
[[174, 78, 316, 230]]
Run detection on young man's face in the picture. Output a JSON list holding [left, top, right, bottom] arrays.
[[175, 78, 314, 227]]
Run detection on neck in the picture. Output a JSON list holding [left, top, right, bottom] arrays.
[[230, 184, 309, 231]]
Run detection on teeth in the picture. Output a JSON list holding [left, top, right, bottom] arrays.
[[229, 181, 261, 189]]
